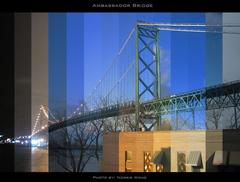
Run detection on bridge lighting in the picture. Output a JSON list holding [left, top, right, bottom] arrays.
[[15, 140, 20, 143], [31, 139, 37, 146]]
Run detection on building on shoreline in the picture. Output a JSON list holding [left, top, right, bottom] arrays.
[[103, 129, 240, 172]]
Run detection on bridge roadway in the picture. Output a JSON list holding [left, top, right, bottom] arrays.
[[46, 80, 240, 132]]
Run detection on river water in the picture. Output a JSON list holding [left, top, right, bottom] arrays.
[[12, 145, 101, 172]]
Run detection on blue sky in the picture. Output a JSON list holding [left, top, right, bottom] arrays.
[[67, 13, 84, 106], [81, 13, 209, 100], [49, 13, 222, 119]]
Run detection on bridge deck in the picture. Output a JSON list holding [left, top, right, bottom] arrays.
[[47, 80, 240, 132]]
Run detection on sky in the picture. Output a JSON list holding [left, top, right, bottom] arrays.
[[43, 12, 240, 133], [68, 13, 210, 103], [59, 13, 223, 130], [2, 13, 237, 137], [4, 13, 239, 138], [48, 13, 223, 130], [1, 13, 228, 137]]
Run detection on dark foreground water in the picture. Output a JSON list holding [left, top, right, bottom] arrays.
[[0, 144, 101, 172], [0, 144, 32, 172], [0, 144, 14, 171]]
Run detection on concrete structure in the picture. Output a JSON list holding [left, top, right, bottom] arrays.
[[103, 130, 240, 172]]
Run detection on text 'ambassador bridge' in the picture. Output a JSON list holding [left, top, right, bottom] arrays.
[[27, 21, 240, 146]]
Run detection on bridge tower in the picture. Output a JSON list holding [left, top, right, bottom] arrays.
[[135, 22, 161, 131]]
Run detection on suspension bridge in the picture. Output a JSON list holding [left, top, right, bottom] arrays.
[[29, 21, 240, 144]]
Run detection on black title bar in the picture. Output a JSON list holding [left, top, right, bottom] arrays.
[[0, 0, 240, 12]]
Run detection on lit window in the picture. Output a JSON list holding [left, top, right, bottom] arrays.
[[125, 151, 132, 172], [156, 164, 164, 172], [144, 152, 152, 172]]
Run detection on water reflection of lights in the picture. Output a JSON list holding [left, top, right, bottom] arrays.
[[31, 138, 48, 147]]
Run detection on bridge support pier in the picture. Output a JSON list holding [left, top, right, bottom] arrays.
[[176, 110, 179, 130], [234, 105, 238, 129], [156, 115, 161, 130], [192, 109, 195, 130]]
